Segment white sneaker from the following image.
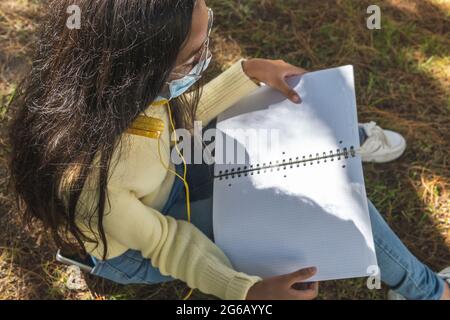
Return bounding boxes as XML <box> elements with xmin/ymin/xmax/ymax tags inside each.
<box><xmin>388</xmin><ymin>267</ymin><xmax>450</xmax><ymax>300</ymax></box>
<box><xmin>359</xmin><ymin>121</ymin><xmax>407</xmax><ymax>163</ymax></box>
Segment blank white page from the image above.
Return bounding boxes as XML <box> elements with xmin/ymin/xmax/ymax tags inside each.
<box><xmin>213</xmin><ymin>65</ymin><xmax>378</xmax><ymax>281</ymax></box>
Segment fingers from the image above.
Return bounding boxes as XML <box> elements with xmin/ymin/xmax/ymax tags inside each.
<box><xmin>283</xmin><ymin>63</ymin><xmax>308</xmax><ymax>77</ymax></box>
<box><xmin>289</xmin><ymin>281</ymin><xmax>319</xmax><ymax>300</ymax></box>
<box><xmin>281</xmin><ymin>267</ymin><xmax>317</xmax><ymax>286</ymax></box>
<box><xmin>251</xmin><ymin>58</ymin><xmax>307</xmax><ymax>104</ymax></box>
<box><xmin>285</xmin><ymin>267</ymin><xmax>319</xmax><ymax>300</ymax></box>
<box><xmin>273</xmin><ymin>78</ymin><xmax>302</xmax><ymax>104</ymax></box>
<box><xmin>272</xmin><ymin>60</ymin><xmax>306</xmax><ymax>103</ymax></box>
<box><xmin>250</xmin><ymin>266</ymin><xmax>319</xmax><ymax>300</ymax></box>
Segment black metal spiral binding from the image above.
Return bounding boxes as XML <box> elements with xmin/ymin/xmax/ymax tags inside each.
<box><xmin>216</xmin><ymin>146</ymin><xmax>356</xmax><ymax>180</ymax></box>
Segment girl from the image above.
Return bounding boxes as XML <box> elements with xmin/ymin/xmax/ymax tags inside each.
<box><xmin>8</xmin><ymin>0</ymin><xmax>449</xmax><ymax>300</ymax></box>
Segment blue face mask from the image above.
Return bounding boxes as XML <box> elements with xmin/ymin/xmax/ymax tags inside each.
<box><xmin>155</xmin><ymin>56</ymin><xmax>212</xmax><ymax>103</ymax></box>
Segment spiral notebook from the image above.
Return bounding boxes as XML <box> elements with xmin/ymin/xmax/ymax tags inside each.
<box><xmin>212</xmin><ymin>65</ymin><xmax>378</xmax><ymax>282</ymax></box>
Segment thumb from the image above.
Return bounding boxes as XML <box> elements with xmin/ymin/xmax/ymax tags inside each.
<box><xmin>273</xmin><ymin>78</ymin><xmax>302</xmax><ymax>104</ymax></box>
<box><xmin>282</xmin><ymin>267</ymin><xmax>317</xmax><ymax>286</ymax></box>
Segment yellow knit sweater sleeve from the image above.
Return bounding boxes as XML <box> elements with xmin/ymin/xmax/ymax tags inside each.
<box><xmin>195</xmin><ymin>58</ymin><xmax>260</xmax><ymax>124</ymax></box>
<box><xmin>101</xmin><ymin>134</ymin><xmax>262</xmax><ymax>300</ymax></box>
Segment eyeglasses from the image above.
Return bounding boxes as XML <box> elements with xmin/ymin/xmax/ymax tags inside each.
<box><xmin>170</xmin><ymin>7</ymin><xmax>214</xmax><ymax>80</ymax></box>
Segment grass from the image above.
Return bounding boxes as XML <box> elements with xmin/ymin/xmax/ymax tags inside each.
<box><xmin>0</xmin><ymin>0</ymin><xmax>449</xmax><ymax>300</ymax></box>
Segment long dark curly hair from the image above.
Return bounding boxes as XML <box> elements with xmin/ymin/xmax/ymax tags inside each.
<box><xmin>8</xmin><ymin>0</ymin><xmax>202</xmax><ymax>259</ymax></box>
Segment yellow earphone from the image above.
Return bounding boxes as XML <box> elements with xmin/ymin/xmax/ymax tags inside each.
<box><xmin>155</xmin><ymin>100</ymin><xmax>194</xmax><ymax>300</ymax></box>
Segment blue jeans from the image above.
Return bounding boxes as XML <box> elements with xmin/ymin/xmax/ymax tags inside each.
<box><xmin>90</xmin><ymin>127</ymin><xmax>446</xmax><ymax>299</ymax></box>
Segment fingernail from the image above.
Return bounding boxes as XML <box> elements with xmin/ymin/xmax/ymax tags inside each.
<box><xmin>293</xmin><ymin>94</ymin><xmax>301</xmax><ymax>103</ymax></box>
<box><xmin>308</xmin><ymin>267</ymin><xmax>317</xmax><ymax>273</ymax></box>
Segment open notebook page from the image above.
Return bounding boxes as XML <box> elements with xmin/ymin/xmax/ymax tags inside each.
<box><xmin>212</xmin><ymin>65</ymin><xmax>378</xmax><ymax>281</ymax></box>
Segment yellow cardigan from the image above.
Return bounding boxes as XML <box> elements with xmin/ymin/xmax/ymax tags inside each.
<box><xmin>75</xmin><ymin>59</ymin><xmax>262</xmax><ymax>300</ymax></box>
